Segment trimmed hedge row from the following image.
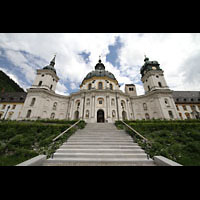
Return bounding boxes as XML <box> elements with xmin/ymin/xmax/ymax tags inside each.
<box><xmin>0</xmin><ymin>120</ymin><xmax>86</xmax><ymax>166</ymax></box>
<box><xmin>115</xmin><ymin>120</ymin><xmax>200</xmax><ymax>166</ymax></box>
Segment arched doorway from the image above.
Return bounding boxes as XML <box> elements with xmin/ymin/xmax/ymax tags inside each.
<box><xmin>74</xmin><ymin>111</ymin><xmax>79</xmax><ymax>120</ymax></box>
<box><xmin>122</xmin><ymin>111</ymin><xmax>127</xmax><ymax>120</ymax></box>
<box><xmin>97</xmin><ymin>109</ymin><xmax>104</xmax><ymax>123</ymax></box>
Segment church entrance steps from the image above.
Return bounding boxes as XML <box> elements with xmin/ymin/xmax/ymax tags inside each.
<box><xmin>56</xmin><ymin>149</ymin><xmax>145</xmax><ymax>154</ymax></box>
<box><xmin>43</xmin><ymin>122</ymin><xmax>155</xmax><ymax>166</ymax></box>
<box><xmin>43</xmin><ymin>158</ymin><xmax>155</xmax><ymax>166</ymax></box>
<box><xmin>59</xmin><ymin>145</ymin><xmax>141</xmax><ymax>149</ymax></box>
<box><xmin>52</xmin><ymin>152</ymin><xmax>148</xmax><ymax>159</ymax></box>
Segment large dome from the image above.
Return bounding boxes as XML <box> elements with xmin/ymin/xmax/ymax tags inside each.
<box><xmin>81</xmin><ymin>59</ymin><xmax>117</xmax><ymax>84</ymax></box>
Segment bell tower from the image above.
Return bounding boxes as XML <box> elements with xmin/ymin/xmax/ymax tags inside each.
<box><xmin>31</xmin><ymin>55</ymin><xmax>59</xmax><ymax>92</ymax></box>
<box><xmin>140</xmin><ymin>56</ymin><xmax>169</xmax><ymax>94</ymax></box>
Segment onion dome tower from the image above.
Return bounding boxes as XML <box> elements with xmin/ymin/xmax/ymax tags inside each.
<box><xmin>31</xmin><ymin>55</ymin><xmax>59</xmax><ymax>92</ymax></box>
<box><xmin>140</xmin><ymin>56</ymin><xmax>169</xmax><ymax>93</ymax></box>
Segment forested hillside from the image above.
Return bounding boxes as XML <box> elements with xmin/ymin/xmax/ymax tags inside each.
<box><xmin>0</xmin><ymin>70</ymin><xmax>24</xmax><ymax>93</ymax></box>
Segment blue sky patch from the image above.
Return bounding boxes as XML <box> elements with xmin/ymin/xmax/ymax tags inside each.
<box><xmin>106</xmin><ymin>36</ymin><xmax>123</xmax><ymax>68</ymax></box>
<box><xmin>79</xmin><ymin>51</ymin><xmax>91</xmax><ymax>64</ymax></box>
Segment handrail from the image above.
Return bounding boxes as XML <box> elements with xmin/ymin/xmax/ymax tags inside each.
<box><xmin>121</xmin><ymin>120</ymin><xmax>149</xmax><ymax>143</ymax></box>
<box><xmin>52</xmin><ymin>119</ymin><xmax>82</xmax><ymax>142</ymax></box>
<box><xmin>121</xmin><ymin>120</ymin><xmax>152</xmax><ymax>159</ymax></box>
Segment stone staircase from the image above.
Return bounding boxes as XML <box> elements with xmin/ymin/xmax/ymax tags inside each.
<box><xmin>43</xmin><ymin>123</ymin><xmax>155</xmax><ymax>166</ymax></box>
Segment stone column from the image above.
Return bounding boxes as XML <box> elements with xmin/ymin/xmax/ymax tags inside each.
<box><xmin>126</xmin><ymin>99</ymin><xmax>130</xmax><ymax>120</ymax></box>
<box><xmin>80</xmin><ymin>96</ymin><xmax>84</xmax><ymax>119</ymax></box>
<box><xmin>115</xmin><ymin>92</ymin><xmax>120</xmax><ymax>120</ymax></box>
<box><xmin>70</xmin><ymin>98</ymin><xmax>74</xmax><ymax>120</ymax></box>
<box><xmin>91</xmin><ymin>95</ymin><xmax>95</xmax><ymax>118</ymax></box>
<box><xmin>106</xmin><ymin>95</ymin><xmax>110</xmax><ymax>118</ymax></box>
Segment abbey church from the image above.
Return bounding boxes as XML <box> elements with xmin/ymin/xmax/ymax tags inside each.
<box><xmin>1</xmin><ymin>55</ymin><xmax>200</xmax><ymax>122</ymax></box>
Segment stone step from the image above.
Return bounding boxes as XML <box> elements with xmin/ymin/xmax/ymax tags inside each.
<box><xmin>75</xmin><ymin>131</ymin><xmax>126</xmax><ymax>134</ymax></box>
<box><xmin>69</xmin><ymin>135</ymin><xmax>132</xmax><ymax>138</ymax></box>
<box><xmin>67</xmin><ymin>137</ymin><xmax>133</xmax><ymax>142</ymax></box>
<box><xmin>43</xmin><ymin>158</ymin><xmax>155</xmax><ymax>166</ymax></box>
<box><xmin>53</xmin><ymin>152</ymin><xmax>148</xmax><ymax>159</ymax></box>
<box><xmin>60</xmin><ymin>145</ymin><xmax>141</xmax><ymax>149</ymax></box>
<box><xmin>56</xmin><ymin>149</ymin><xmax>145</xmax><ymax>153</ymax></box>
<box><xmin>64</xmin><ymin>141</ymin><xmax>136</xmax><ymax>145</ymax></box>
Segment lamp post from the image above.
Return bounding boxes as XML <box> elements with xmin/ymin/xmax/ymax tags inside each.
<box><xmin>3</xmin><ymin>105</ymin><xmax>10</xmax><ymax>120</ymax></box>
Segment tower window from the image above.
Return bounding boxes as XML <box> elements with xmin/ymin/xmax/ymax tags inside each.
<box><xmin>38</xmin><ymin>81</ymin><xmax>42</xmax><ymax>86</ymax></box>
<box><xmin>158</xmin><ymin>82</ymin><xmax>162</xmax><ymax>87</ymax></box>
<box><xmin>30</xmin><ymin>98</ymin><xmax>36</xmax><ymax>106</ymax></box>
<box><xmin>148</xmin><ymin>85</ymin><xmax>150</xmax><ymax>91</ymax></box>
<box><xmin>26</xmin><ymin>110</ymin><xmax>32</xmax><ymax>118</ymax></box>
<box><xmin>156</xmin><ymin>75</ymin><xmax>159</xmax><ymax>78</ymax></box>
<box><xmin>110</xmin><ymin>83</ymin><xmax>113</xmax><ymax>90</ymax></box>
<box><xmin>41</xmin><ymin>74</ymin><xmax>44</xmax><ymax>77</ymax></box>
<box><xmin>50</xmin><ymin>85</ymin><xmax>53</xmax><ymax>90</ymax></box>
<box><xmin>168</xmin><ymin>111</ymin><xmax>174</xmax><ymax>119</ymax></box>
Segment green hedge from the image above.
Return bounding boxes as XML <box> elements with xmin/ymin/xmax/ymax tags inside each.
<box><xmin>0</xmin><ymin>120</ymin><xmax>86</xmax><ymax>166</ymax></box>
<box><xmin>115</xmin><ymin>120</ymin><xmax>200</xmax><ymax>166</ymax></box>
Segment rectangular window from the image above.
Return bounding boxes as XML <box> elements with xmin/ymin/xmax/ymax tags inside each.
<box><xmin>12</xmin><ymin>105</ymin><xmax>16</xmax><ymax>109</ymax></box>
<box><xmin>99</xmin><ymin>100</ymin><xmax>102</xmax><ymax>104</ymax></box>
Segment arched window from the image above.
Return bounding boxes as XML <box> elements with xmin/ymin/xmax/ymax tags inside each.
<box><xmin>50</xmin><ymin>85</ymin><xmax>53</xmax><ymax>90</ymax></box>
<box><xmin>98</xmin><ymin>82</ymin><xmax>103</xmax><ymax>89</ymax></box>
<box><xmin>50</xmin><ymin>113</ymin><xmax>55</xmax><ymax>119</ymax></box>
<box><xmin>168</xmin><ymin>111</ymin><xmax>174</xmax><ymax>119</ymax></box>
<box><xmin>121</xmin><ymin>100</ymin><xmax>126</xmax><ymax>109</ymax></box>
<box><xmin>98</xmin><ymin>98</ymin><xmax>104</xmax><ymax>105</ymax></box>
<box><xmin>110</xmin><ymin>83</ymin><xmax>113</xmax><ymax>90</ymax></box>
<box><xmin>165</xmin><ymin>98</ymin><xmax>170</xmax><ymax>107</ymax></box>
<box><xmin>148</xmin><ymin>85</ymin><xmax>150</xmax><ymax>91</ymax></box>
<box><xmin>75</xmin><ymin>100</ymin><xmax>80</xmax><ymax>109</ymax></box>
<box><xmin>143</xmin><ymin>103</ymin><xmax>147</xmax><ymax>110</ymax></box>
<box><xmin>145</xmin><ymin>113</ymin><xmax>150</xmax><ymax>120</ymax></box>
<box><xmin>53</xmin><ymin>102</ymin><xmax>57</xmax><ymax>110</ymax></box>
<box><xmin>158</xmin><ymin>82</ymin><xmax>162</xmax><ymax>87</ymax></box>
<box><xmin>38</xmin><ymin>81</ymin><xmax>42</xmax><ymax>86</ymax></box>
<box><xmin>26</xmin><ymin>110</ymin><xmax>32</xmax><ymax>118</ymax></box>
<box><xmin>30</xmin><ymin>98</ymin><xmax>36</xmax><ymax>106</ymax></box>
<box><xmin>88</xmin><ymin>83</ymin><xmax>92</xmax><ymax>90</ymax></box>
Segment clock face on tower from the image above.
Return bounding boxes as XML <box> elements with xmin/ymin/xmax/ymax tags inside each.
<box><xmin>152</xmin><ymin>66</ymin><xmax>156</xmax><ymax>70</ymax></box>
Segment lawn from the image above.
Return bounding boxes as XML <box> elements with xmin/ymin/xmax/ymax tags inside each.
<box><xmin>115</xmin><ymin>120</ymin><xmax>200</xmax><ymax>166</ymax></box>
<box><xmin>0</xmin><ymin>120</ymin><xmax>86</xmax><ymax>166</ymax></box>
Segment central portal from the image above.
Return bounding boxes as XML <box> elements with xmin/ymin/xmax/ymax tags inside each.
<box><xmin>97</xmin><ymin>109</ymin><xmax>105</xmax><ymax>123</ymax></box>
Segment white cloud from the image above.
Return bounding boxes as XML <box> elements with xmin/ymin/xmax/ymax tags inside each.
<box><xmin>56</xmin><ymin>82</ymin><xmax>69</xmax><ymax>96</ymax></box>
<box><xmin>0</xmin><ymin>33</ymin><xmax>200</xmax><ymax>96</ymax></box>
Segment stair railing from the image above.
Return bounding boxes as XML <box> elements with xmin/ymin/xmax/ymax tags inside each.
<box><xmin>52</xmin><ymin>119</ymin><xmax>82</xmax><ymax>142</ymax></box>
<box><xmin>120</xmin><ymin>120</ymin><xmax>152</xmax><ymax>159</ymax></box>
<box><xmin>47</xmin><ymin>119</ymin><xmax>82</xmax><ymax>158</ymax></box>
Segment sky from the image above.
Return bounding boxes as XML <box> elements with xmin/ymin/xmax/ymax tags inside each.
<box><xmin>0</xmin><ymin>33</ymin><xmax>200</xmax><ymax>96</ymax></box>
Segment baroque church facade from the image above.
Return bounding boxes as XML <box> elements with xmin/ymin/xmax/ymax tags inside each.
<box><xmin>17</xmin><ymin>55</ymin><xmax>181</xmax><ymax>122</ymax></box>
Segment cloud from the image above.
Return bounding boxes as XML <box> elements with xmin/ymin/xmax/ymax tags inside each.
<box><xmin>56</xmin><ymin>82</ymin><xmax>69</xmax><ymax>96</ymax></box>
<box><xmin>0</xmin><ymin>33</ymin><xmax>200</xmax><ymax>97</ymax></box>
